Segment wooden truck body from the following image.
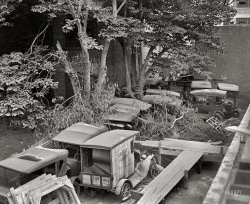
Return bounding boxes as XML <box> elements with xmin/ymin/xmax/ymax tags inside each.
<box><xmin>79</xmin><ymin>130</ymin><xmax>153</xmax><ymax>199</ymax></box>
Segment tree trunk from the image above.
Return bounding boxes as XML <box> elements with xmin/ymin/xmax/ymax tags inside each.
<box><xmin>56</xmin><ymin>41</ymin><xmax>79</xmax><ymax>95</ymax></box>
<box><xmin>137</xmin><ymin>46</ymin><xmax>155</xmax><ymax>94</ymax></box>
<box><xmin>122</xmin><ymin>41</ymin><xmax>134</xmax><ymax>97</ymax></box>
<box><xmin>80</xmin><ymin>42</ymin><xmax>91</xmax><ymax>99</ymax></box>
<box><xmin>96</xmin><ymin>38</ymin><xmax>111</xmax><ymax>92</ymax></box>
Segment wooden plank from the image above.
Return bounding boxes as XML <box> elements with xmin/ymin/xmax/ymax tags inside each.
<box><xmin>158</xmin><ymin>141</ymin><xmax>162</xmax><ymax>166</ymax></box>
<box><xmin>159</xmin><ymin>148</ymin><xmax>223</xmax><ymax>162</ymax></box>
<box><xmin>225</xmin><ymin>126</ymin><xmax>250</xmax><ymax>136</ymax></box>
<box><xmin>137</xmin><ymin>139</ymin><xmax>227</xmax><ymax>154</ymax></box>
<box><xmin>137</xmin><ymin>150</ymin><xmax>203</xmax><ymax>204</ymax></box>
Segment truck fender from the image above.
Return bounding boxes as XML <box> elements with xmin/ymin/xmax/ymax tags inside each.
<box><xmin>69</xmin><ymin>176</ymin><xmax>78</xmax><ymax>184</ymax></box>
<box><xmin>115</xmin><ymin>179</ymin><xmax>132</xmax><ymax>195</ymax></box>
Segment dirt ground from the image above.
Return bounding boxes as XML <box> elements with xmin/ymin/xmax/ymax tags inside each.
<box><xmin>0</xmin><ymin>119</ymin><xmax>35</xmax><ymax>160</ymax></box>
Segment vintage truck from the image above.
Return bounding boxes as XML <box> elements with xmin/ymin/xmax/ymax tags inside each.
<box><xmin>77</xmin><ymin>130</ymin><xmax>160</xmax><ymax>200</ymax></box>
<box><xmin>0</xmin><ymin>146</ymin><xmax>69</xmax><ymax>203</ymax></box>
<box><xmin>41</xmin><ymin>122</ymin><xmax>108</xmax><ymax>190</ymax></box>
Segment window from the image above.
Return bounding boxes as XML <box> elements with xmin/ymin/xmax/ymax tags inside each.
<box><xmin>236</xmin><ymin>18</ymin><xmax>250</xmax><ymax>24</ymax></box>
<box><xmin>237</xmin><ymin>0</ymin><xmax>250</xmax><ymax>8</ymax></box>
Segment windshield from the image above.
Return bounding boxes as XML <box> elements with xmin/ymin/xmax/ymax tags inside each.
<box><xmin>0</xmin><ymin>166</ymin><xmax>22</xmax><ymax>188</ymax></box>
<box><xmin>227</xmin><ymin>91</ymin><xmax>238</xmax><ymax>98</ymax></box>
<box><xmin>59</xmin><ymin>142</ymin><xmax>80</xmax><ymax>161</ymax></box>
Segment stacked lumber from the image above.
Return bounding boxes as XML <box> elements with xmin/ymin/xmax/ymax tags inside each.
<box><xmin>6</xmin><ymin>174</ymin><xmax>80</xmax><ymax>204</ymax></box>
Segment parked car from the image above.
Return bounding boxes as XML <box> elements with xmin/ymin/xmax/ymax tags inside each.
<box><xmin>78</xmin><ymin>130</ymin><xmax>159</xmax><ymax>200</ymax></box>
<box><xmin>190</xmin><ymin>89</ymin><xmax>227</xmax><ymax>120</ymax></box>
<box><xmin>217</xmin><ymin>83</ymin><xmax>240</xmax><ymax>118</ymax></box>
<box><xmin>104</xmin><ymin>98</ymin><xmax>151</xmax><ymax>130</ymax></box>
<box><xmin>0</xmin><ymin>146</ymin><xmax>68</xmax><ymax>203</ymax></box>
<box><xmin>191</xmin><ymin>80</ymin><xmax>212</xmax><ymax>90</ymax></box>
<box><xmin>145</xmin><ymin>89</ymin><xmax>181</xmax><ymax>98</ymax></box>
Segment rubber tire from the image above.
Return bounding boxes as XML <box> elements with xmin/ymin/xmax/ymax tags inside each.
<box><xmin>119</xmin><ymin>182</ymin><xmax>131</xmax><ymax>200</ymax></box>
<box><xmin>150</xmin><ymin>164</ymin><xmax>160</xmax><ymax>178</ymax></box>
<box><xmin>232</xmin><ymin>111</ymin><xmax>240</xmax><ymax>118</ymax></box>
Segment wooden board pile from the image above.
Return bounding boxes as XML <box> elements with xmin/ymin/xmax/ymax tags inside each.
<box><xmin>4</xmin><ymin>174</ymin><xmax>81</xmax><ymax>204</ymax></box>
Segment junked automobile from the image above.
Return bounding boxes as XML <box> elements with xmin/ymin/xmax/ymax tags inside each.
<box><xmin>217</xmin><ymin>83</ymin><xmax>240</xmax><ymax>118</ymax></box>
<box><xmin>0</xmin><ymin>146</ymin><xmax>68</xmax><ymax>203</ymax></box>
<box><xmin>78</xmin><ymin>130</ymin><xmax>160</xmax><ymax>200</ymax></box>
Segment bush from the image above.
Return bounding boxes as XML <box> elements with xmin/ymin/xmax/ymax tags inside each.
<box><xmin>36</xmin><ymin>84</ymin><xmax>115</xmax><ymax>141</ymax></box>
<box><xmin>0</xmin><ymin>46</ymin><xmax>59</xmax><ymax>129</ymax></box>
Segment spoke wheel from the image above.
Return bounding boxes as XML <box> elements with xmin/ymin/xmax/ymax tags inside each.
<box><xmin>120</xmin><ymin>182</ymin><xmax>131</xmax><ymax>200</ymax></box>
<box><xmin>150</xmin><ymin>165</ymin><xmax>160</xmax><ymax>178</ymax></box>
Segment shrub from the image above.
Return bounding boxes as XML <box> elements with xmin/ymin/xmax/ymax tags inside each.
<box><xmin>0</xmin><ymin>46</ymin><xmax>59</xmax><ymax>129</ymax></box>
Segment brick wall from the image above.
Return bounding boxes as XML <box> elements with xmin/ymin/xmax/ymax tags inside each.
<box><xmin>211</xmin><ymin>26</ymin><xmax>250</xmax><ymax>111</ymax></box>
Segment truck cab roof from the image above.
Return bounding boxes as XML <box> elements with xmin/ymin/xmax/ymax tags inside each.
<box><xmin>53</xmin><ymin>122</ymin><xmax>107</xmax><ymax>145</ymax></box>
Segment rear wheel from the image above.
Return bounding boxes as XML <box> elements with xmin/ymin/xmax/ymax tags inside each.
<box><xmin>150</xmin><ymin>164</ymin><xmax>160</xmax><ymax>178</ymax></box>
<box><xmin>232</xmin><ymin>110</ymin><xmax>240</xmax><ymax>118</ymax></box>
<box><xmin>119</xmin><ymin>182</ymin><xmax>131</xmax><ymax>201</ymax></box>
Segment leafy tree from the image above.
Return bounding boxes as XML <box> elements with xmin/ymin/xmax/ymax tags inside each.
<box><xmin>0</xmin><ymin>0</ymin><xmax>21</xmax><ymax>27</ymax></box>
<box><xmin>32</xmin><ymin>0</ymin><xmax>131</xmax><ymax>98</ymax></box>
<box><xmin>0</xmin><ymin>46</ymin><xmax>60</xmax><ymax>129</ymax></box>
<box><xmin>121</xmin><ymin>0</ymin><xmax>236</xmax><ymax>94</ymax></box>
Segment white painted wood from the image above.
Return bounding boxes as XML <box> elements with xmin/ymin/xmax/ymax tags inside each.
<box><xmin>226</xmin><ymin>126</ymin><xmax>250</xmax><ymax>136</ymax></box>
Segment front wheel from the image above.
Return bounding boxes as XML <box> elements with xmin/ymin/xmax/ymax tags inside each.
<box><xmin>119</xmin><ymin>182</ymin><xmax>131</xmax><ymax>201</ymax></box>
<box><xmin>150</xmin><ymin>164</ymin><xmax>160</xmax><ymax>178</ymax></box>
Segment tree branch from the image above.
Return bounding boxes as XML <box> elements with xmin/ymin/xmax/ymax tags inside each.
<box><xmin>166</xmin><ymin>112</ymin><xmax>184</xmax><ymax>131</ymax></box>
<box><xmin>141</xmin><ymin>46</ymin><xmax>156</xmax><ymax>71</ymax></box>
<box><xmin>28</xmin><ymin>23</ymin><xmax>49</xmax><ymax>54</ymax></box>
<box><xmin>117</xmin><ymin>0</ymin><xmax>127</xmax><ymax>14</ymax></box>
<box><xmin>145</xmin><ymin>47</ymin><xmax>169</xmax><ymax>75</ymax></box>
<box><xmin>83</xmin><ymin>7</ymin><xmax>89</xmax><ymax>34</ymax></box>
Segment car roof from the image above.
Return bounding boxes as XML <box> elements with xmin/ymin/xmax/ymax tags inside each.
<box><xmin>112</xmin><ymin>97</ymin><xmax>152</xmax><ymax>111</ymax></box>
<box><xmin>81</xmin><ymin>130</ymin><xmax>139</xmax><ymax>150</ymax></box>
<box><xmin>146</xmin><ymin>89</ymin><xmax>181</xmax><ymax>97</ymax></box>
<box><xmin>190</xmin><ymin>89</ymin><xmax>227</xmax><ymax>97</ymax></box>
<box><xmin>217</xmin><ymin>83</ymin><xmax>239</xmax><ymax>92</ymax></box>
<box><xmin>191</xmin><ymin>81</ymin><xmax>212</xmax><ymax>89</ymax></box>
<box><xmin>53</xmin><ymin>122</ymin><xmax>107</xmax><ymax>145</ymax></box>
<box><xmin>104</xmin><ymin>103</ymin><xmax>140</xmax><ymax>122</ymax></box>
<box><xmin>0</xmin><ymin>146</ymin><xmax>68</xmax><ymax>174</ymax></box>
<box><xmin>142</xmin><ymin>95</ymin><xmax>183</xmax><ymax>106</ymax></box>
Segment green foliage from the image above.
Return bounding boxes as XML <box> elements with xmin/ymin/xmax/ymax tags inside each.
<box><xmin>0</xmin><ymin>0</ymin><xmax>21</xmax><ymax>27</ymax></box>
<box><xmin>0</xmin><ymin>46</ymin><xmax>60</xmax><ymax>129</ymax></box>
<box><xmin>126</xmin><ymin>0</ymin><xmax>236</xmax><ymax>84</ymax></box>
